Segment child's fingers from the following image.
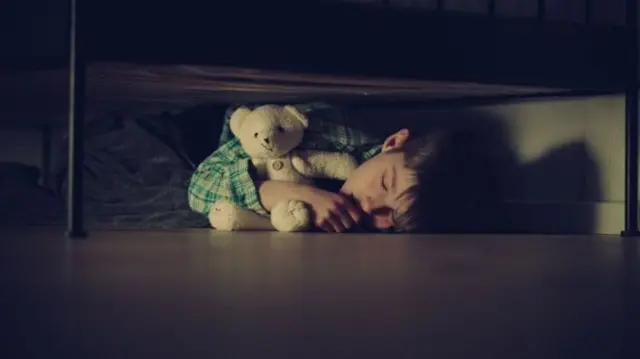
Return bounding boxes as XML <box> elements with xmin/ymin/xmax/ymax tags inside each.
<box><xmin>318</xmin><ymin>214</ymin><xmax>348</xmax><ymax>233</ymax></box>
<box><xmin>340</xmin><ymin>193</ymin><xmax>363</xmax><ymax>222</ymax></box>
<box><xmin>329</xmin><ymin>215</ymin><xmax>348</xmax><ymax>233</ymax></box>
<box><xmin>337</xmin><ymin>207</ymin><xmax>358</xmax><ymax>230</ymax></box>
<box><xmin>319</xmin><ymin>218</ymin><xmax>339</xmax><ymax>233</ymax></box>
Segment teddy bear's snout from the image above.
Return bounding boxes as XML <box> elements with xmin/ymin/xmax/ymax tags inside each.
<box><xmin>253</xmin><ymin>132</ymin><xmax>273</xmax><ymax>145</ymax></box>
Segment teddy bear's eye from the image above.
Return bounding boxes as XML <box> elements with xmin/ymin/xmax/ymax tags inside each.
<box><xmin>276</xmin><ymin>126</ymin><xmax>285</xmax><ymax>133</ymax></box>
<box><xmin>253</xmin><ymin>132</ymin><xmax>258</xmax><ymax>138</ymax></box>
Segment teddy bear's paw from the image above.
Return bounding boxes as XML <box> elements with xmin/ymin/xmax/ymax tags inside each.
<box><xmin>208</xmin><ymin>200</ymin><xmax>241</xmax><ymax>231</ymax></box>
<box><xmin>271</xmin><ymin>200</ymin><xmax>310</xmax><ymax>232</ymax></box>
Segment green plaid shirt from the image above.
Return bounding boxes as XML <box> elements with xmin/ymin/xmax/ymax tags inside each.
<box><xmin>188</xmin><ymin>103</ymin><xmax>382</xmax><ymax>216</ymax></box>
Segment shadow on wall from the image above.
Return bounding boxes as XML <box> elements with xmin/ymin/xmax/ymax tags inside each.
<box><xmin>345</xmin><ymin>105</ymin><xmax>602</xmax><ymax>235</ymax></box>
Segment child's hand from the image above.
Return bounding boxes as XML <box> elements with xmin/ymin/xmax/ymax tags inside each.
<box><xmin>305</xmin><ymin>187</ymin><xmax>362</xmax><ymax>232</ymax></box>
<box><xmin>258</xmin><ymin>180</ymin><xmax>362</xmax><ymax>232</ymax></box>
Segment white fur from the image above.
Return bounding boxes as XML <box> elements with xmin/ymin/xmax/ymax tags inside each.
<box><xmin>208</xmin><ymin>199</ymin><xmax>273</xmax><ymax>231</ymax></box>
<box><xmin>291</xmin><ymin>150</ymin><xmax>358</xmax><ymax>180</ymax></box>
<box><xmin>208</xmin><ymin>104</ymin><xmax>358</xmax><ymax>232</ymax></box>
<box><xmin>230</xmin><ymin>105</ymin><xmax>308</xmax><ymax>159</ymax></box>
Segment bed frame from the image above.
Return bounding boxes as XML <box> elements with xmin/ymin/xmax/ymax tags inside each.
<box><xmin>3</xmin><ymin>0</ymin><xmax>638</xmax><ymax>238</ymax></box>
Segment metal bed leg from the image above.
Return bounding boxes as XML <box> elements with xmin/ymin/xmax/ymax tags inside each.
<box><xmin>622</xmin><ymin>89</ymin><xmax>639</xmax><ymax>237</ymax></box>
<box><xmin>67</xmin><ymin>0</ymin><xmax>87</xmax><ymax>239</ymax></box>
<box><xmin>487</xmin><ymin>0</ymin><xmax>496</xmax><ymax>16</ymax></box>
<box><xmin>537</xmin><ymin>0</ymin><xmax>546</xmax><ymax>20</ymax></box>
<box><xmin>621</xmin><ymin>0</ymin><xmax>640</xmax><ymax>237</ymax></box>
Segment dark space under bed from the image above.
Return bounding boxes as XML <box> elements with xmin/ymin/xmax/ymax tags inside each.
<box><xmin>0</xmin><ymin>101</ymin><xmax>602</xmax><ymax>234</ymax></box>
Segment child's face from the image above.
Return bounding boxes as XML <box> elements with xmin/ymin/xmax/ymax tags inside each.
<box><xmin>340</xmin><ymin>129</ymin><xmax>416</xmax><ymax>230</ymax></box>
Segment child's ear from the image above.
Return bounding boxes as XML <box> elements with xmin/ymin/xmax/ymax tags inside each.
<box><xmin>382</xmin><ymin>129</ymin><xmax>410</xmax><ymax>152</ymax></box>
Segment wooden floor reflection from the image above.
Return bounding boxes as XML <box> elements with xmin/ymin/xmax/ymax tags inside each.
<box><xmin>1</xmin><ymin>228</ymin><xmax>638</xmax><ymax>358</ymax></box>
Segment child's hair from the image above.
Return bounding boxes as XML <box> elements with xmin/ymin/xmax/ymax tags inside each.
<box><xmin>387</xmin><ymin>131</ymin><xmax>448</xmax><ymax>232</ymax></box>
<box><xmin>392</xmin><ymin>128</ymin><xmax>502</xmax><ymax>233</ymax></box>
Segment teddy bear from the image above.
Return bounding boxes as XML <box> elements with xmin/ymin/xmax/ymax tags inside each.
<box><xmin>208</xmin><ymin>104</ymin><xmax>358</xmax><ymax>232</ymax></box>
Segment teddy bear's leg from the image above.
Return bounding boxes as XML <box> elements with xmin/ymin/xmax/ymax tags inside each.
<box><xmin>270</xmin><ymin>200</ymin><xmax>311</xmax><ymax>232</ymax></box>
<box><xmin>208</xmin><ymin>200</ymin><xmax>274</xmax><ymax>231</ymax></box>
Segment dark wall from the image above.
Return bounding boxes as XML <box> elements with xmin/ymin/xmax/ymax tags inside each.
<box><xmin>0</xmin><ymin>0</ymin><xmax>626</xmax><ymax>68</ymax></box>
<box><xmin>0</xmin><ymin>0</ymin><xmax>69</xmax><ymax>66</ymax></box>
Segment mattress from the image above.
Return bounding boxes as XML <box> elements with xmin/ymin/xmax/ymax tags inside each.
<box><xmin>0</xmin><ymin>62</ymin><xmax>567</xmax><ymax>127</ymax></box>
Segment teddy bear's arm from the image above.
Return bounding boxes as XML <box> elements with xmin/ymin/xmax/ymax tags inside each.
<box><xmin>291</xmin><ymin>150</ymin><xmax>358</xmax><ymax>180</ymax></box>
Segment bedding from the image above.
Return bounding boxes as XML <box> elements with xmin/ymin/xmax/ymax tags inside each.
<box><xmin>53</xmin><ymin>106</ymin><xmax>231</xmax><ymax>229</ymax></box>
<box><xmin>0</xmin><ymin>105</ymin><xmax>228</xmax><ymax>229</ymax></box>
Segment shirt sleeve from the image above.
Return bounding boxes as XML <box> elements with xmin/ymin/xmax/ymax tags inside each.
<box><xmin>187</xmin><ymin>139</ymin><xmax>268</xmax><ymax>216</ymax></box>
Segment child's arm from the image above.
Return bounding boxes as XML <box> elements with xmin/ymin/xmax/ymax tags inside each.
<box><xmin>258</xmin><ymin>180</ymin><xmax>362</xmax><ymax>232</ymax></box>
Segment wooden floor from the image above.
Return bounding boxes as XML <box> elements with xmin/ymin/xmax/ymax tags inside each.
<box><xmin>1</xmin><ymin>228</ymin><xmax>639</xmax><ymax>358</ymax></box>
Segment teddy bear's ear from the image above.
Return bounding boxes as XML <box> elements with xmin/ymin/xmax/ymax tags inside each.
<box><xmin>284</xmin><ymin>105</ymin><xmax>309</xmax><ymax>128</ymax></box>
<box><xmin>229</xmin><ymin>107</ymin><xmax>252</xmax><ymax>137</ymax></box>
